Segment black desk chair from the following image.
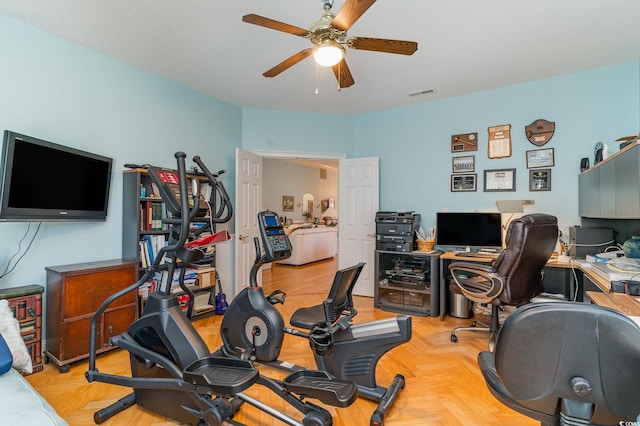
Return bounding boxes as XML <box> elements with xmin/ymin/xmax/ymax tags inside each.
<box><xmin>478</xmin><ymin>302</ymin><xmax>640</xmax><ymax>425</ymax></box>
<box><xmin>449</xmin><ymin>213</ymin><xmax>558</xmax><ymax>350</ymax></box>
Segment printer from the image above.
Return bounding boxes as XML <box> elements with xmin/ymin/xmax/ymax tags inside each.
<box><xmin>375</xmin><ymin>211</ymin><xmax>421</xmax><ymax>252</ymax></box>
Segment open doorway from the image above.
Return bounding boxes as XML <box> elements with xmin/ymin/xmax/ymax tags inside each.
<box><xmin>262</xmin><ymin>157</ymin><xmax>340</xmax><ymax>286</ymax></box>
<box><xmin>235</xmin><ymin>150</ymin><xmax>379</xmax><ymax>298</ymax></box>
<box><xmin>263</xmin><ymin>158</ymin><xmax>339</xmax><ymax>225</ymax></box>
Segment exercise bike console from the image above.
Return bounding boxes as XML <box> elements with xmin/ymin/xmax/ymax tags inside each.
<box><xmin>258</xmin><ymin>211</ymin><xmax>292</xmax><ymax>262</ymax></box>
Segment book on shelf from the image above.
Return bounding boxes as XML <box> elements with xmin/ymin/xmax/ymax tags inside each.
<box><xmin>139</xmin><ymin>235</ymin><xmax>168</xmax><ymax>267</ymax></box>
<box><xmin>139</xmin><ymin>200</ymin><xmax>167</xmax><ymax>231</ymax></box>
<box><xmin>139</xmin><ymin>241</ymin><xmax>148</xmax><ymax>268</ymax></box>
<box><xmin>20</xmin><ymin>320</ymin><xmax>37</xmax><ymax>333</ymax></box>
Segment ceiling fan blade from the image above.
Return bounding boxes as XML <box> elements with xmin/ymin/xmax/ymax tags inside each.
<box><xmin>332</xmin><ymin>59</ymin><xmax>355</xmax><ymax>89</ymax></box>
<box><xmin>348</xmin><ymin>37</ymin><xmax>418</xmax><ymax>55</ymax></box>
<box><xmin>263</xmin><ymin>49</ymin><xmax>313</xmax><ymax>78</ymax></box>
<box><xmin>332</xmin><ymin>0</ymin><xmax>376</xmax><ymax>32</ymax></box>
<box><xmin>242</xmin><ymin>14</ymin><xmax>309</xmax><ymax>37</ymax></box>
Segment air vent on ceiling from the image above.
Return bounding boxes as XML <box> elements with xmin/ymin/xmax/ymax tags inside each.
<box><xmin>408</xmin><ymin>89</ymin><xmax>434</xmax><ymax>97</ymax></box>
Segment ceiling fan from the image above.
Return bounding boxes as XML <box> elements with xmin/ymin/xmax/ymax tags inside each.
<box><xmin>242</xmin><ymin>0</ymin><xmax>418</xmax><ymax>89</ymax></box>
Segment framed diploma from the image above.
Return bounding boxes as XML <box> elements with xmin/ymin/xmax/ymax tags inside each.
<box><xmin>487</xmin><ymin>124</ymin><xmax>512</xmax><ymax>159</ymax></box>
<box><xmin>484</xmin><ymin>168</ymin><xmax>516</xmax><ymax>192</ymax></box>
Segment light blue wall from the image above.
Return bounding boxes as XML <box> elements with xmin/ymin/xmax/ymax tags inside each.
<box><xmin>242</xmin><ymin>108</ymin><xmax>355</xmax><ymax>155</ymax></box>
<box><xmin>353</xmin><ymin>62</ymin><xmax>640</xmax><ymax>235</ymax></box>
<box><xmin>0</xmin><ymin>16</ymin><xmax>241</xmax><ymax>289</ymax></box>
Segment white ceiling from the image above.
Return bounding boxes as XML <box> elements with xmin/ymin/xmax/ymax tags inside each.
<box><xmin>1</xmin><ymin>1</ymin><xmax>639</xmax><ymax>115</ymax></box>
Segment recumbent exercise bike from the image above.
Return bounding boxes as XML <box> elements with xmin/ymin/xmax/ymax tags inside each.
<box><xmin>218</xmin><ymin>210</ymin><xmax>411</xmax><ymax>426</ymax></box>
<box><xmin>86</xmin><ymin>152</ymin><xmax>357</xmax><ymax>426</ymax></box>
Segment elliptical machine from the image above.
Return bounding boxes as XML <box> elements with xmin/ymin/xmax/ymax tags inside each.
<box><xmin>86</xmin><ymin>152</ymin><xmax>357</xmax><ymax>426</ymax></box>
<box><xmin>219</xmin><ymin>210</ymin><xmax>411</xmax><ymax>426</ymax></box>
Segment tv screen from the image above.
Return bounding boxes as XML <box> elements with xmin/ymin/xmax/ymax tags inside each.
<box><xmin>0</xmin><ymin>130</ymin><xmax>113</xmax><ymax>221</ymax></box>
<box><xmin>436</xmin><ymin>212</ymin><xmax>502</xmax><ymax>249</ymax></box>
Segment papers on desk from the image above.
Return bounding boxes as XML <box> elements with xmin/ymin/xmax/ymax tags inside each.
<box><xmin>608</xmin><ymin>257</ymin><xmax>640</xmax><ymax>272</ymax></box>
<box><xmin>589</xmin><ymin>260</ymin><xmax>640</xmax><ymax>284</ymax></box>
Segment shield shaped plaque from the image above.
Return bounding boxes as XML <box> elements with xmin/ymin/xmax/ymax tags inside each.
<box><xmin>525</xmin><ymin>119</ymin><xmax>555</xmax><ymax>146</ymax></box>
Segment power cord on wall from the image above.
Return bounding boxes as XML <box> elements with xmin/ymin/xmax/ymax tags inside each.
<box><xmin>0</xmin><ymin>222</ymin><xmax>41</xmax><ymax>279</ymax></box>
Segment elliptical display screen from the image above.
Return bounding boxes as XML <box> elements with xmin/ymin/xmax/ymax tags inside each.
<box><xmin>263</xmin><ymin>213</ymin><xmax>279</xmax><ymax>227</ymax></box>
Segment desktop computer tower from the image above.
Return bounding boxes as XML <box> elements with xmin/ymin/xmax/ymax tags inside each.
<box><xmin>568</xmin><ymin>227</ymin><xmax>614</xmax><ymax>258</ymax></box>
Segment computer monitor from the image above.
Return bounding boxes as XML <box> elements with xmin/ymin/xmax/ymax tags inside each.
<box><xmin>436</xmin><ymin>212</ymin><xmax>502</xmax><ymax>250</ymax></box>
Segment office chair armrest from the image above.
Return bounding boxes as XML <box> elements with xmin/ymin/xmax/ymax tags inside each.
<box><xmin>449</xmin><ymin>264</ymin><xmax>504</xmax><ymax>304</ymax></box>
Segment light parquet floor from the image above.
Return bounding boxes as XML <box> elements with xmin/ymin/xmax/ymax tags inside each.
<box><xmin>26</xmin><ymin>257</ymin><xmax>535</xmax><ymax>426</ymax></box>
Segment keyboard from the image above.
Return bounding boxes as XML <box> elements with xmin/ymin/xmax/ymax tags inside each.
<box><xmin>454</xmin><ymin>251</ymin><xmax>499</xmax><ymax>259</ymax></box>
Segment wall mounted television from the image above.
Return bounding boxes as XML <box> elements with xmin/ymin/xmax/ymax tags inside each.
<box><xmin>0</xmin><ymin>130</ymin><xmax>113</xmax><ymax>221</ymax></box>
<box><xmin>436</xmin><ymin>212</ymin><xmax>502</xmax><ymax>250</ymax></box>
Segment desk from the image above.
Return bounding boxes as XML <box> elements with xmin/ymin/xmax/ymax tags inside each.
<box><xmin>586</xmin><ymin>291</ymin><xmax>640</xmax><ymax>316</ymax></box>
<box><xmin>438</xmin><ymin>252</ymin><xmax>608</xmax><ymax>320</ymax></box>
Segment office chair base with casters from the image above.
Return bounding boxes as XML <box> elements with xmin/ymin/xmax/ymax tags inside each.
<box><xmin>450</xmin><ymin>304</ymin><xmax>516</xmax><ymax>350</ymax></box>
<box><xmin>450</xmin><ymin>319</ymin><xmax>491</xmax><ymax>341</ymax></box>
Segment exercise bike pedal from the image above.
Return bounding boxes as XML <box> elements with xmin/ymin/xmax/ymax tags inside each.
<box><xmin>266</xmin><ymin>289</ymin><xmax>286</xmax><ymax>305</ymax></box>
<box><xmin>183</xmin><ymin>356</ymin><xmax>259</xmax><ymax>396</ymax></box>
<box><xmin>283</xmin><ymin>370</ymin><xmax>357</xmax><ymax>407</ymax></box>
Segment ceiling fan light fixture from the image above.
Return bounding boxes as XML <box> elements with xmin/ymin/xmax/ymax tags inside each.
<box><xmin>313</xmin><ymin>42</ymin><xmax>345</xmax><ymax>67</ymax></box>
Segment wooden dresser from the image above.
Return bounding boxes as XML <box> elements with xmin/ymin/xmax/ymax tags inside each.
<box><xmin>44</xmin><ymin>259</ymin><xmax>137</xmax><ymax>373</ymax></box>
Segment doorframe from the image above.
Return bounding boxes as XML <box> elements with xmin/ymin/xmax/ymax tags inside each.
<box><xmin>253</xmin><ymin>150</ymin><xmax>346</xmax><ymax>162</ymax></box>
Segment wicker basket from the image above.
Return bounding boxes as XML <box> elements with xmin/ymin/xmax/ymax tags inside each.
<box><xmin>417</xmin><ymin>240</ymin><xmax>435</xmax><ymax>252</ymax></box>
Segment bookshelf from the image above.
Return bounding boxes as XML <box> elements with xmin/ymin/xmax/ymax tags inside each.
<box><xmin>122</xmin><ymin>169</ymin><xmax>219</xmax><ymax>321</ymax></box>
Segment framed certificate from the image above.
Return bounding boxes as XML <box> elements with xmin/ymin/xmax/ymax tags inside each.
<box><xmin>484</xmin><ymin>168</ymin><xmax>516</xmax><ymax>192</ymax></box>
<box><xmin>526</xmin><ymin>148</ymin><xmax>555</xmax><ymax>168</ymax></box>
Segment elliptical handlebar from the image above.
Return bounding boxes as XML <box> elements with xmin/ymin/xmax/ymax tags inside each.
<box><xmin>160</xmin><ymin>151</ymin><xmax>191</xmax><ymax>256</ymax></box>
<box><xmin>193</xmin><ymin>155</ymin><xmax>233</xmax><ymax>224</ymax></box>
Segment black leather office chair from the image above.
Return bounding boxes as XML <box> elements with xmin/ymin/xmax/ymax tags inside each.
<box><xmin>448</xmin><ymin>213</ymin><xmax>558</xmax><ymax>350</ymax></box>
<box><xmin>478</xmin><ymin>302</ymin><xmax>640</xmax><ymax>425</ymax></box>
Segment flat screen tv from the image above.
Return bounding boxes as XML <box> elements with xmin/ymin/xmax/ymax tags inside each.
<box><xmin>436</xmin><ymin>212</ymin><xmax>502</xmax><ymax>249</ymax></box>
<box><xmin>0</xmin><ymin>130</ymin><xmax>113</xmax><ymax>221</ymax></box>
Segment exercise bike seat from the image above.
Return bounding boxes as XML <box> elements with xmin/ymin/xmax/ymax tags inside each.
<box><xmin>290</xmin><ymin>262</ymin><xmax>365</xmax><ymax>330</ymax></box>
<box><xmin>289</xmin><ymin>304</ymin><xmax>326</xmax><ymax>329</ymax></box>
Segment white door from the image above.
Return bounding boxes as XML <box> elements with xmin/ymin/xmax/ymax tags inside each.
<box><xmin>338</xmin><ymin>157</ymin><xmax>379</xmax><ymax>297</ymax></box>
<box><xmin>234</xmin><ymin>148</ymin><xmax>262</xmax><ymax>295</ymax></box>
